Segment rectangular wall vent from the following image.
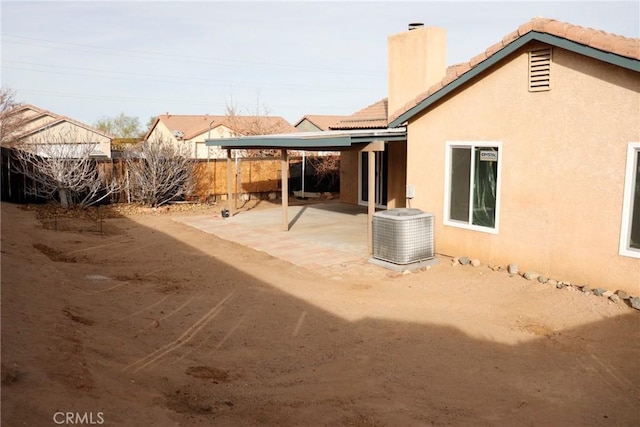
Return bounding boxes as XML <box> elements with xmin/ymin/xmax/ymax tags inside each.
<box><xmin>529</xmin><ymin>48</ymin><xmax>552</xmax><ymax>92</ymax></box>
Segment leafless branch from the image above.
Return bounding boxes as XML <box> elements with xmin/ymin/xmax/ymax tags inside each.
<box><xmin>309</xmin><ymin>154</ymin><xmax>340</xmax><ymax>189</ymax></box>
<box><xmin>0</xmin><ymin>88</ymin><xmax>23</xmax><ymax>147</ymax></box>
<box><xmin>11</xmin><ymin>129</ymin><xmax>120</xmax><ymax>208</ymax></box>
<box><xmin>224</xmin><ymin>96</ymin><xmax>284</xmax><ymax>158</ymax></box>
<box><xmin>124</xmin><ymin>136</ymin><xmax>197</xmax><ymax>207</ymax></box>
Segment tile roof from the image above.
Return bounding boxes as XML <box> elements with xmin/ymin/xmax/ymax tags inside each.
<box><xmin>294</xmin><ymin>115</ymin><xmax>349</xmax><ymax>131</ymax></box>
<box><xmin>330</xmin><ymin>98</ymin><xmax>388</xmax><ymax>130</ymax></box>
<box><xmin>9</xmin><ymin>104</ymin><xmax>113</xmax><ymax>140</ymax></box>
<box><xmin>389</xmin><ymin>17</ymin><xmax>640</xmax><ymax>124</ymax></box>
<box><xmin>151</xmin><ymin>114</ymin><xmax>297</xmax><ymax>140</ymax></box>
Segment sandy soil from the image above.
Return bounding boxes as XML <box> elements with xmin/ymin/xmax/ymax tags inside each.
<box><xmin>1</xmin><ymin>201</ymin><xmax>638</xmax><ymax>426</ymax></box>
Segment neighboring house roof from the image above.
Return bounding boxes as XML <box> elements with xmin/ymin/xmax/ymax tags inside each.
<box><xmin>7</xmin><ymin>104</ymin><xmax>113</xmax><ymax>141</ymax></box>
<box><xmin>9</xmin><ymin>103</ymin><xmax>45</xmax><ymax>117</ymax></box>
<box><xmin>294</xmin><ymin>115</ymin><xmax>349</xmax><ymax>131</ymax></box>
<box><xmin>329</xmin><ymin>98</ymin><xmax>388</xmax><ymax>130</ymax></box>
<box><xmin>15</xmin><ymin>116</ymin><xmax>113</xmax><ymax>141</ymax></box>
<box><xmin>389</xmin><ymin>17</ymin><xmax>640</xmax><ymax>127</ymax></box>
<box><xmin>147</xmin><ymin>114</ymin><xmax>297</xmax><ymax>140</ymax></box>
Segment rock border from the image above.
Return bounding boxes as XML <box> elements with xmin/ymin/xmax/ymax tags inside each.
<box><xmin>450</xmin><ymin>256</ymin><xmax>639</xmax><ymax>311</ymax></box>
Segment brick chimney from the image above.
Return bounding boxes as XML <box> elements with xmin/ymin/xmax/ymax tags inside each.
<box><xmin>388</xmin><ymin>24</ymin><xmax>447</xmax><ymax>120</ymax></box>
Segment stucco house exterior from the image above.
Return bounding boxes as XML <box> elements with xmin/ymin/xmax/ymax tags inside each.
<box><xmin>381</xmin><ymin>18</ymin><xmax>639</xmax><ymax>293</ymax></box>
<box><xmin>4</xmin><ymin>104</ymin><xmax>112</xmax><ymax>158</ymax></box>
<box><xmin>204</xmin><ymin>17</ymin><xmax>638</xmax><ymax>294</ymax></box>
<box><xmin>146</xmin><ymin>114</ymin><xmax>297</xmax><ymax>159</ymax></box>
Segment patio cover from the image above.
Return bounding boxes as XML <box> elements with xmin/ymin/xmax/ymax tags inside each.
<box><xmin>205</xmin><ymin>127</ymin><xmax>407</xmax><ymax>254</ymax></box>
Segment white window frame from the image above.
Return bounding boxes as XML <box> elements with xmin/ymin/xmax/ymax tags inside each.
<box><xmin>444</xmin><ymin>141</ymin><xmax>502</xmax><ymax>234</ymax></box>
<box><xmin>619</xmin><ymin>142</ymin><xmax>640</xmax><ymax>258</ymax></box>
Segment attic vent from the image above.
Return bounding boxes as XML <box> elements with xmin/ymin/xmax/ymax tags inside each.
<box><xmin>528</xmin><ymin>48</ymin><xmax>552</xmax><ymax>92</ymax></box>
<box><xmin>173</xmin><ymin>130</ymin><xmax>185</xmax><ymax>140</ymax></box>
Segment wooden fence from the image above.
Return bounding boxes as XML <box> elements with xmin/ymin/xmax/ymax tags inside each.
<box><xmin>2</xmin><ymin>148</ymin><xmax>337</xmax><ymax>205</ymax></box>
<box><xmin>101</xmin><ymin>156</ymin><xmax>289</xmax><ymax>203</ymax></box>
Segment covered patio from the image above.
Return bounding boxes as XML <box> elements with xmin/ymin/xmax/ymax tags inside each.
<box><xmin>205</xmin><ymin>128</ymin><xmax>407</xmax><ymax>255</ymax></box>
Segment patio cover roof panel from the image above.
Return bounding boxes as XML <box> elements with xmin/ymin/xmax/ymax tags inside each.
<box><xmin>205</xmin><ymin>127</ymin><xmax>406</xmax><ymax>151</ymax></box>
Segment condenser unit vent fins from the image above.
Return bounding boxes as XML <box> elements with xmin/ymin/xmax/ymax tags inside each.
<box><xmin>372</xmin><ymin>209</ymin><xmax>435</xmax><ymax>265</ymax></box>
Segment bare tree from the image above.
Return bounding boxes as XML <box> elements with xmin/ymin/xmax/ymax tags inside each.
<box><xmin>0</xmin><ymin>87</ymin><xmax>23</xmax><ymax>146</ymax></box>
<box><xmin>309</xmin><ymin>153</ymin><xmax>340</xmax><ymax>191</ymax></box>
<box><xmin>224</xmin><ymin>96</ymin><xmax>288</xmax><ymax>157</ymax></box>
<box><xmin>124</xmin><ymin>136</ymin><xmax>197</xmax><ymax>207</ymax></box>
<box><xmin>11</xmin><ymin>130</ymin><xmax>119</xmax><ymax>208</ymax></box>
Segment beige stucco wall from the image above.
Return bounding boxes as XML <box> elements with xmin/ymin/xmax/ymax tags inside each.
<box><xmin>388</xmin><ymin>26</ymin><xmax>447</xmax><ymax>119</ymax></box>
<box><xmin>406</xmin><ymin>43</ymin><xmax>640</xmax><ymax>294</ymax></box>
<box><xmin>148</xmin><ymin>122</ymin><xmax>229</xmax><ymax>159</ymax></box>
<box><xmin>386</xmin><ymin>142</ymin><xmax>407</xmax><ymax>208</ymax></box>
<box><xmin>22</xmin><ymin>121</ymin><xmax>111</xmax><ymax>158</ymax></box>
<box><xmin>340</xmin><ymin>151</ymin><xmax>359</xmax><ymax>204</ymax></box>
<box><xmin>295</xmin><ymin>119</ymin><xmax>322</xmax><ymax>132</ymax></box>
<box><xmin>21</xmin><ymin>113</ymin><xmax>58</xmax><ymax>133</ymax></box>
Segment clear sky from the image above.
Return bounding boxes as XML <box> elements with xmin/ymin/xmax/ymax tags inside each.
<box><xmin>1</xmin><ymin>0</ymin><xmax>638</xmax><ymax>129</ymax></box>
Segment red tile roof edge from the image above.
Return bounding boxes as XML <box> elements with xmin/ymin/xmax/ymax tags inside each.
<box><xmin>389</xmin><ymin>17</ymin><xmax>640</xmax><ymax>123</ymax></box>
<box><xmin>330</xmin><ymin>98</ymin><xmax>388</xmax><ymax>130</ymax></box>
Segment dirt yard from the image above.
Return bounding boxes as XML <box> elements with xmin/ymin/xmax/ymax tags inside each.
<box><xmin>1</xmin><ymin>201</ymin><xmax>638</xmax><ymax>426</ymax></box>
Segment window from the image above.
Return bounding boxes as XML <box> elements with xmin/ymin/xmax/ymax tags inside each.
<box><xmin>445</xmin><ymin>142</ymin><xmax>502</xmax><ymax>233</ymax></box>
<box><xmin>529</xmin><ymin>48</ymin><xmax>551</xmax><ymax>92</ymax></box>
<box><xmin>620</xmin><ymin>143</ymin><xmax>640</xmax><ymax>258</ymax></box>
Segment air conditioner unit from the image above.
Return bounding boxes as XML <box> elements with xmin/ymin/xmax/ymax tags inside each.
<box><xmin>372</xmin><ymin>208</ymin><xmax>435</xmax><ymax>265</ymax></box>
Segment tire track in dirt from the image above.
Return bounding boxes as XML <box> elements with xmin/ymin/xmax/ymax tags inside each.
<box><xmin>117</xmin><ymin>295</ymin><xmax>170</xmax><ymax>321</ymax></box>
<box><xmin>175</xmin><ymin>314</ymin><xmax>248</xmax><ymax>363</ymax></box>
<box><xmin>142</xmin><ymin>295</ymin><xmax>198</xmax><ymax>330</ymax></box>
<box><xmin>123</xmin><ymin>292</ymin><xmax>235</xmax><ymax>373</ymax></box>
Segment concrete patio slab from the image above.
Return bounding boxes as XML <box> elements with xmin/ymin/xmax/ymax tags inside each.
<box><xmin>173</xmin><ymin>202</ymin><xmax>371</xmax><ymax>275</ymax></box>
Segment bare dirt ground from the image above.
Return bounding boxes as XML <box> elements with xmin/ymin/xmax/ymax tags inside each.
<box><xmin>1</xmin><ymin>200</ymin><xmax>638</xmax><ymax>426</ymax></box>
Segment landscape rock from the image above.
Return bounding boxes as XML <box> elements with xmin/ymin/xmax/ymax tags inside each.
<box><xmin>582</xmin><ymin>286</ymin><xmax>591</xmax><ymax>294</ymax></box>
<box><xmin>451</xmin><ymin>257</ymin><xmax>459</xmax><ymax>266</ymax></box>
<box><xmin>459</xmin><ymin>257</ymin><xmax>470</xmax><ymax>266</ymax></box>
<box><xmin>537</xmin><ymin>276</ymin><xmax>549</xmax><ymax>284</ymax></box>
<box><xmin>602</xmin><ymin>290</ymin><xmax>614</xmax><ymax>298</ymax></box>
<box><xmin>630</xmin><ymin>297</ymin><xmax>640</xmax><ymax>311</ymax></box>
<box><xmin>507</xmin><ymin>264</ymin><xmax>518</xmax><ymax>275</ymax></box>
<box><xmin>616</xmin><ymin>290</ymin><xmax>629</xmax><ymax>300</ymax></box>
<box><xmin>470</xmin><ymin>259</ymin><xmax>481</xmax><ymax>267</ymax></box>
<box><xmin>547</xmin><ymin>279</ymin><xmax>558</xmax><ymax>287</ymax></box>
<box><xmin>523</xmin><ymin>271</ymin><xmax>539</xmax><ymax>281</ymax></box>
<box><xmin>609</xmin><ymin>294</ymin><xmax>621</xmax><ymax>304</ymax></box>
<box><xmin>556</xmin><ymin>282</ymin><xmax>565</xmax><ymax>289</ymax></box>
<box><xmin>593</xmin><ymin>288</ymin><xmax>605</xmax><ymax>297</ymax></box>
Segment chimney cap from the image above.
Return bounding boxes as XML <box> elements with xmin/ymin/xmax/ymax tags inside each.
<box><xmin>408</xmin><ymin>22</ymin><xmax>424</xmax><ymax>30</ymax></box>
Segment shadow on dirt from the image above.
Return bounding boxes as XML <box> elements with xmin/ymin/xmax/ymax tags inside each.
<box><xmin>1</xmin><ymin>201</ymin><xmax>638</xmax><ymax>427</ymax></box>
